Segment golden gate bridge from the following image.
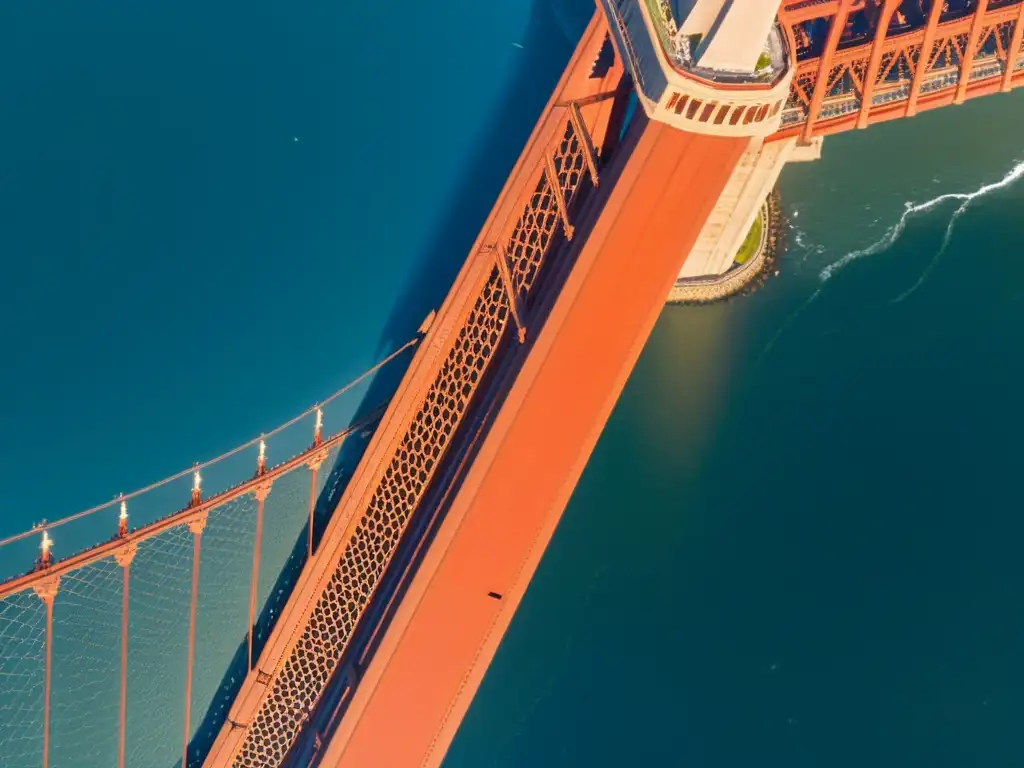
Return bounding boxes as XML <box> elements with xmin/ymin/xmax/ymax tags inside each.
<box><xmin>1</xmin><ymin>1</ymin><xmax>1021</xmax><ymax>766</ymax></box>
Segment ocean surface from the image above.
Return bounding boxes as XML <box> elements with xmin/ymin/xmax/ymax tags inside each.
<box><xmin>2</xmin><ymin>0</ymin><xmax>1024</xmax><ymax>766</ymax></box>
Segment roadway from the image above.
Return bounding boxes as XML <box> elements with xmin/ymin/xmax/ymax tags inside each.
<box><xmin>321</xmin><ymin>89</ymin><xmax>747</xmax><ymax>768</ymax></box>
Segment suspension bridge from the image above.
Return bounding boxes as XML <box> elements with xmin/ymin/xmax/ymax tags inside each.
<box><xmin>1</xmin><ymin>1</ymin><xmax>1021</xmax><ymax>766</ymax></box>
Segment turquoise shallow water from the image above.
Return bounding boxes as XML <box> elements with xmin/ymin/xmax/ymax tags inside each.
<box><xmin>3</xmin><ymin>1</ymin><xmax>1024</xmax><ymax>766</ymax></box>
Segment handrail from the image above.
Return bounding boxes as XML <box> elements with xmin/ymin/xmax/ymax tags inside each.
<box><xmin>0</xmin><ymin>408</ymin><xmax>385</xmax><ymax>601</ymax></box>
<box><xmin>0</xmin><ymin>337</ymin><xmax>420</xmax><ymax>552</ymax></box>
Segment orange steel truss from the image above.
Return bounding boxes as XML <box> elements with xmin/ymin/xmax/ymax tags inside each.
<box><xmin>774</xmin><ymin>0</ymin><xmax>1024</xmax><ymax>141</ymax></box>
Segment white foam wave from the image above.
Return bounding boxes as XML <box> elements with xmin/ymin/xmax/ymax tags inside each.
<box><xmin>888</xmin><ymin>198</ymin><xmax>968</xmax><ymax>304</ymax></box>
<box><xmin>758</xmin><ymin>159</ymin><xmax>1024</xmax><ymax>367</ymax></box>
<box><xmin>819</xmin><ymin>159</ymin><xmax>1024</xmax><ymax>285</ymax></box>
<box><xmin>891</xmin><ymin>160</ymin><xmax>1024</xmax><ymax>303</ymax></box>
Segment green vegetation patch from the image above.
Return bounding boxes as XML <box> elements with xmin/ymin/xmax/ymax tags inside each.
<box><xmin>756</xmin><ymin>52</ymin><xmax>771</xmax><ymax>71</ymax></box>
<box><xmin>643</xmin><ymin>0</ymin><xmax>675</xmax><ymax>53</ymax></box>
<box><xmin>734</xmin><ymin>213</ymin><xmax>764</xmax><ymax>266</ymax></box>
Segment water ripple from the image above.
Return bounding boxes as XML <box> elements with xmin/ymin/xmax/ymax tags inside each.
<box><xmin>757</xmin><ymin>159</ymin><xmax>1024</xmax><ymax>364</ymax></box>
<box><xmin>820</xmin><ymin>159</ymin><xmax>1024</xmax><ymax>285</ymax></box>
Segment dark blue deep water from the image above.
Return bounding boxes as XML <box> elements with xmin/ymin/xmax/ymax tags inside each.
<box><xmin>2</xmin><ymin>1</ymin><xmax>1024</xmax><ymax>766</ymax></box>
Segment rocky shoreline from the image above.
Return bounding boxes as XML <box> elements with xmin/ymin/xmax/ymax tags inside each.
<box><xmin>667</xmin><ymin>189</ymin><xmax>787</xmax><ymax>306</ymax></box>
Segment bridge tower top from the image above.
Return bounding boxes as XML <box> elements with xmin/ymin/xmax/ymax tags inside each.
<box><xmin>599</xmin><ymin>0</ymin><xmax>794</xmax><ymax>138</ymax></box>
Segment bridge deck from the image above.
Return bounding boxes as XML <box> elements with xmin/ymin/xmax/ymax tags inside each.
<box><xmin>205</xmin><ymin>8</ymin><xmax>747</xmax><ymax>766</ymax></box>
<box><xmin>204</xmin><ymin>12</ymin><xmax>627</xmax><ymax>766</ymax></box>
<box><xmin>321</xmin><ymin>110</ymin><xmax>747</xmax><ymax>768</ymax></box>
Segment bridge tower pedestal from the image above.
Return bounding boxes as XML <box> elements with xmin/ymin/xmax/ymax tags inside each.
<box><xmin>602</xmin><ymin>0</ymin><xmax>818</xmax><ymax>288</ymax></box>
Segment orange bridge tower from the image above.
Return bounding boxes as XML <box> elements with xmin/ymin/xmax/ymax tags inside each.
<box><xmin>603</xmin><ymin>0</ymin><xmax>826</xmax><ymax>297</ymax></box>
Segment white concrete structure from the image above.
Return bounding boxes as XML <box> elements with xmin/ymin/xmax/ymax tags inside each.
<box><xmin>690</xmin><ymin>0</ymin><xmax>783</xmax><ymax>74</ymax></box>
<box><xmin>678</xmin><ymin>0</ymin><xmax>729</xmax><ymax>37</ymax></box>
<box><xmin>616</xmin><ymin>0</ymin><xmax>792</xmax><ymax>139</ymax></box>
<box><xmin>606</xmin><ymin>0</ymin><xmax>825</xmax><ymax>285</ymax></box>
<box><xmin>678</xmin><ymin>136</ymin><xmax>822</xmax><ymax>279</ymax></box>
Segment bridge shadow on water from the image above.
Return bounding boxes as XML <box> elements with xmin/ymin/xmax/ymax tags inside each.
<box><xmin>371</xmin><ymin>0</ymin><xmax>595</xmax><ymax>360</ymax></box>
<box><xmin>185</xmin><ymin>2</ymin><xmax>593</xmax><ymax>765</ymax></box>
<box><xmin>284</xmin><ymin>1</ymin><xmax>603</xmax><ymax>765</ymax></box>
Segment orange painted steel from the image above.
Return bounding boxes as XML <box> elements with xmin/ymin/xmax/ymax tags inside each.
<box><xmin>42</xmin><ymin>594</ymin><xmax>54</xmax><ymax>768</ymax></box>
<box><xmin>1005</xmin><ymin>2</ymin><xmax>1024</xmax><ymax>90</ymax></box>
<box><xmin>908</xmin><ymin>0</ymin><xmax>943</xmax><ymax>118</ymax></box>
<box><xmin>202</xmin><ymin>12</ymin><xmax>629</xmax><ymax>767</ymax></box>
<box><xmin>7</xmin><ymin>3</ymin><xmax>1019</xmax><ymax>766</ymax></box>
<box><xmin>782</xmin><ymin>0</ymin><xmax>842</xmax><ymax>24</ymax></box>
<box><xmin>802</xmin><ymin>0</ymin><xmax>855</xmax><ymax>142</ymax></box>
<box><xmin>773</xmin><ymin>0</ymin><xmax>1024</xmax><ymax>141</ymax></box>
<box><xmin>957</xmin><ymin>0</ymin><xmax>991</xmax><ymax>103</ymax></box>
<box><xmin>0</xmin><ymin>412</ymin><xmax>376</xmax><ymax>604</ymax></box>
<box><xmin>0</xmin><ymin>338</ymin><xmax>416</xmax><ymax>564</ymax></box>
<box><xmin>630</xmin><ymin>1</ymin><xmax>791</xmax><ymax>93</ymax></box>
<box><xmin>117</xmin><ymin>555</ymin><xmax>132</xmax><ymax>768</ymax></box>
<box><xmin>857</xmin><ymin>0</ymin><xmax>902</xmax><ymax>129</ymax></box>
<box><xmin>323</xmin><ymin>117</ymin><xmax>747</xmax><ymax>768</ymax></box>
<box><xmin>247</xmin><ymin>482</ymin><xmax>271</xmax><ymax>673</ymax></box>
<box><xmin>306</xmin><ymin>470</ymin><xmax>317</xmax><ymax>558</ymax></box>
<box><xmin>183</xmin><ymin>518</ymin><xmax>206</xmax><ymax>768</ymax></box>
<box><xmin>771</xmin><ymin>68</ymin><xmax>1024</xmax><ymax>143</ymax></box>
<box><xmin>791</xmin><ymin>6</ymin><xmax>1024</xmax><ymax>74</ymax></box>
<box><xmin>203</xmin><ymin>5</ymin><xmax>1023</xmax><ymax>765</ymax></box>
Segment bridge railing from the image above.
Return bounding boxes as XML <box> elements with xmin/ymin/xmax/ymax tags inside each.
<box><xmin>0</xmin><ymin>339</ymin><xmax>419</xmax><ymax>768</ymax></box>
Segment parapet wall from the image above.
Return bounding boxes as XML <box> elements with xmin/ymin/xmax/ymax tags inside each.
<box><xmin>607</xmin><ymin>0</ymin><xmax>795</xmax><ymax>138</ymax></box>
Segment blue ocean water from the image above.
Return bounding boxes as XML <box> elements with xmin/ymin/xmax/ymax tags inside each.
<box><xmin>3</xmin><ymin>1</ymin><xmax>1024</xmax><ymax>766</ymax></box>
<box><xmin>0</xmin><ymin>0</ymin><xmax>587</xmax><ymax>549</ymax></box>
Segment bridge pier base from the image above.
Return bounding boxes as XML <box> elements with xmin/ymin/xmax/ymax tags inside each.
<box><xmin>674</xmin><ymin>133</ymin><xmax>820</xmax><ymax>285</ymax></box>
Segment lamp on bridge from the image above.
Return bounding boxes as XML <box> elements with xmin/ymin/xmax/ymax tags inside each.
<box><xmin>118</xmin><ymin>496</ymin><xmax>128</xmax><ymax>539</ymax></box>
<box><xmin>37</xmin><ymin>529</ymin><xmax>53</xmax><ymax>570</ymax></box>
<box><xmin>191</xmin><ymin>467</ymin><xmax>202</xmax><ymax>508</ymax></box>
<box><xmin>313</xmin><ymin>408</ymin><xmax>323</xmax><ymax>449</ymax></box>
<box><xmin>256</xmin><ymin>438</ymin><xmax>267</xmax><ymax>477</ymax></box>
